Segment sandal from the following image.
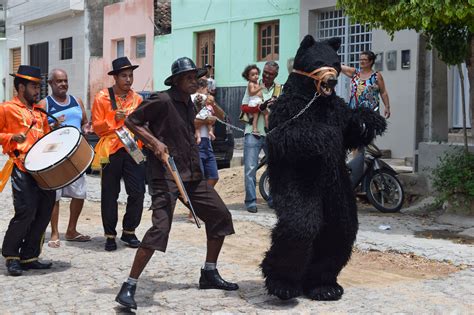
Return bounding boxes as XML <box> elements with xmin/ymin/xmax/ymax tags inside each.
<box><xmin>48</xmin><ymin>239</ymin><xmax>60</xmax><ymax>248</ymax></box>
<box><xmin>65</xmin><ymin>234</ymin><xmax>91</xmax><ymax>242</ymax></box>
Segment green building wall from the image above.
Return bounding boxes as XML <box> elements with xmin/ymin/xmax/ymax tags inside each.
<box><xmin>153</xmin><ymin>0</ymin><xmax>300</xmax><ymax>91</ymax></box>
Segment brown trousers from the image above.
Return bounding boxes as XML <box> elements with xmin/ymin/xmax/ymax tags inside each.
<box><xmin>140</xmin><ymin>179</ymin><xmax>235</xmax><ymax>252</ymax></box>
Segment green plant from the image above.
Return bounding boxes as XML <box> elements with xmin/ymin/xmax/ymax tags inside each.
<box><xmin>432</xmin><ymin>149</ymin><xmax>474</xmax><ymax>205</ymax></box>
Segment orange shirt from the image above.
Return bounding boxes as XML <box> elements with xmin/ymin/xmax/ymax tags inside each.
<box><xmin>0</xmin><ymin>97</ymin><xmax>50</xmax><ymax>171</ymax></box>
<box><xmin>91</xmin><ymin>88</ymin><xmax>143</xmax><ymax>156</ymax></box>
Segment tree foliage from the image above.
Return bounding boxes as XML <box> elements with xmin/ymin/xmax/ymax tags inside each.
<box><xmin>336</xmin><ymin>0</ymin><xmax>474</xmax><ymax>66</ymax></box>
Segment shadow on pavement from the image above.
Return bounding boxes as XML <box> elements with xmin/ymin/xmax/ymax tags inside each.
<box><xmin>0</xmin><ymin>260</ymin><xmax>72</xmax><ymax>276</ymax></box>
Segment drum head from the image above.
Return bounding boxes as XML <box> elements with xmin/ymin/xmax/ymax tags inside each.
<box><xmin>25</xmin><ymin>126</ymin><xmax>81</xmax><ymax>172</ymax></box>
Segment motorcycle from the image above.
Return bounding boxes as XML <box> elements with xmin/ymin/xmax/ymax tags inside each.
<box><xmin>258</xmin><ymin>143</ymin><xmax>404</xmax><ymax>213</ymax></box>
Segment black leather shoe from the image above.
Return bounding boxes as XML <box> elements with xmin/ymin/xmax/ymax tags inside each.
<box><xmin>120</xmin><ymin>234</ymin><xmax>140</xmax><ymax>248</ymax></box>
<box><xmin>20</xmin><ymin>260</ymin><xmax>52</xmax><ymax>270</ymax></box>
<box><xmin>199</xmin><ymin>268</ymin><xmax>239</xmax><ymax>291</ymax></box>
<box><xmin>6</xmin><ymin>260</ymin><xmax>22</xmax><ymax>276</ymax></box>
<box><xmin>247</xmin><ymin>206</ymin><xmax>257</xmax><ymax>213</ymax></box>
<box><xmin>115</xmin><ymin>282</ymin><xmax>137</xmax><ymax>309</ymax></box>
<box><xmin>105</xmin><ymin>238</ymin><xmax>117</xmax><ymax>251</ymax></box>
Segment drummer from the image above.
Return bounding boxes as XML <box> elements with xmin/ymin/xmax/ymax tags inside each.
<box><xmin>38</xmin><ymin>68</ymin><xmax>91</xmax><ymax>248</ymax></box>
<box><xmin>91</xmin><ymin>57</ymin><xmax>145</xmax><ymax>251</ymax></box>
<box><xmin>0</xmin><ymin>65</ymin><xmax>55</xmax><ymax>276</ymax></box>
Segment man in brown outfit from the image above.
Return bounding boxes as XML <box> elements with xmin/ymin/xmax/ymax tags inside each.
<box><xmin>115</xmin><ymin>57</ymin><xmax>238</xmax><ymax>310</ymax></box>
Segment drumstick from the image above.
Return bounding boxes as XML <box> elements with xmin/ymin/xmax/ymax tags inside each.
<box><xmin>24</xmin><ymin>118</ymin><xmax>37</xmax><ymax>136</ymax></box>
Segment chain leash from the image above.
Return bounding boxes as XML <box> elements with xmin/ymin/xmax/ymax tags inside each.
<box><xmin>214</xmin><ymin>117</ymin><xmax>245</xmax><ymax>133</ymax></box>
<box><xmin>213</xmin><ymin>92</ymin><xmax>320</xmax><ymax>135</ymax></box>
<box><xmin>266</xmin><ymin>92</ymin><xmax>320</xmax><ymax>136</ymax></box>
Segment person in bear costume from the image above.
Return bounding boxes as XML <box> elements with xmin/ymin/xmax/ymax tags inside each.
<box><xmin>261</xmin><ymin>35</ymin><xmax>387</xmax><ymax>301</ymax></box>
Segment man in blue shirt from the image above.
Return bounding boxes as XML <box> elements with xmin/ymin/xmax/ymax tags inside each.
<box><xmin>39</xmin><ymin>69</ymin><xmax>91</xmax><ymax>248</ymax></box>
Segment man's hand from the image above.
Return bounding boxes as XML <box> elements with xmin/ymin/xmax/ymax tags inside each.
<box><xmin>149</xmin><ymin>139</ymin><xmax>169</xmax><ymax>163</ymax></box>
<box><xmin>52</xmin><ymin>114</ymin><xmax>66</xmax><ymax>129</ymax></box>
<box><xmin>12</xmin><ymin>133</ymin><xmax>26</xmax><ymax>143</ymax></box>
<box><xmin>57</xmin><ymin>115</ymin><xmax>66</xmax><ymax>125</ymax></box>
<box><xmin>82</xmin><ymin>122</ymin><xmax>93</xmax><ymax>134</ymax></box>
<box><xmin>194</xmin><ymin>94</ymin><xmax>204</xmax><ymax>107</ymax></box>
<box><xmin>259</xmin><ymin>97</ymin><xmax>276</xmax><ymax>111</ymax></box>
<box><xmin>115</xmin><ymin>110</ymin><xmax>126</xmax><ymax>122</ymax></box>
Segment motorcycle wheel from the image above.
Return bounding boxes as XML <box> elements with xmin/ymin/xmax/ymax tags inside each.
<box><xmin>259</xmin><ymin>169</ymin><xmax>270</xmax><ymax>201</ymax></box>
<box><xmin>364</xmin><ymin>169</ymin><xmax>404</xmax><ymax>213</ymax></box>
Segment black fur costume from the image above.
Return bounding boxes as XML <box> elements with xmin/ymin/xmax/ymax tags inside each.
<box><xmin>261</xmin><ymin>35</ymin><xmax>386</xmax><ymax>301</ymax></box>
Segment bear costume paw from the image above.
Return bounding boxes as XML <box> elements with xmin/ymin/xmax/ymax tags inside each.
<box><xmin>304</xmin><ymin>283</ymin><xmax>344</xmax><ymax>301</ymax></box>
<box><xmin>265</xmin><ymin>277</ymin><xmax>302</xmax><ymax>300</ymax></box>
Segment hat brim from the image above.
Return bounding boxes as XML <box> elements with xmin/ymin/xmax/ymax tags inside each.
<box><xmin>164</xmin><ymin>68</ymin><xmax>208</xmax><ymax>86</ymax></box>
<box><xmin>9</xmin><ymin>73</ymin><xmax>42</xmax><ymax>83</ymax></box>
<box><xmin>108</xmin><ymin>65</ymin><xmax>139</xmax><ymax>75</ymax></box>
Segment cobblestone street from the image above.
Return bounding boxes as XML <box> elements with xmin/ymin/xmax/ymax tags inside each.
<box><xmin>0</xmin><ymin>163</ymin><xmax>473</xmax><ymax>313</ymax></box>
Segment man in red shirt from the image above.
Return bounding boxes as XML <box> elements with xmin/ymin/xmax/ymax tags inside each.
<box><xmin>0</xmin><ymin>65</ymin><xmax>55</xmax><ymax>276</ymax></box>
<box><xmin>91</xmin><ymin>57</ymin><xmax>145</xmax><ymax>251</ymax></box>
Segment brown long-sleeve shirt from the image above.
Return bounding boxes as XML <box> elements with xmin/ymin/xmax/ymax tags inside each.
<box><xmin>127</xmin><ymin>87</ymin><xmax>202</xmax><ymax>182</ymax></box>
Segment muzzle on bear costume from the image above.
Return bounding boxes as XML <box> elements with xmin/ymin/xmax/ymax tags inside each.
<box><xmin>293</xmin><ymin>67</ymin><xmax>338</xmax><ymax>96</ymax></box>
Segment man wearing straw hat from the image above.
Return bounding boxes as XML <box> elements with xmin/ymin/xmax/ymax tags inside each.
<box><xmin>115</xmin><ymin>57</ymin><xmax>238</xmax><ymax>310</ymax></box>
<box><xmin>91</xmin><ymin>57</ymin><xmax>145</xmax><ymax>252</ymax></box>
<box><xmin>0</xmin><ymin>65</ymin><xmax>55</xmax><ymax>276</ymax></box>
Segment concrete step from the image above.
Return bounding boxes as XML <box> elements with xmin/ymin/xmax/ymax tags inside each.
<box><xmin>448</xmin><ymin>132</ymin><xmax>474</xmax><ymax>145</ymax></box>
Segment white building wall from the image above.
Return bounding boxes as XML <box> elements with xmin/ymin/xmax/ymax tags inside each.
<box><xmin>4</xmin><ymin>0</ymin><xmax>85</xmax><ymax>100</ymax></box>
<box><xmin>300</xmin><ymin>0</ymin><xmax>419</xmax><ymax>159</ymax></box>
<box><xmin>24</xmin><ymin>13</ymin><xmax>87</xmax><ymax>103</ymax></box>
<box><xmin>8</xmin><ymin>0</ymin><xmax>83</xmax><ymax>26</ymax></box>
<box><xmin>0</xmin><ymin>40</ymin><xmax>5</xmax><ymax>102</ymax></box>
<box><xmin>371</xmin><ymin>29</ymin><xmax>419</xmax><ymax>159</ymax></box>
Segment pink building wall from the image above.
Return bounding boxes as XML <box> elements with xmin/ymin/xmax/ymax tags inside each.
<box><xmin>89</xmin><ymin>0</ymin><xmax>154</xmax><ymax>106</ymax></box>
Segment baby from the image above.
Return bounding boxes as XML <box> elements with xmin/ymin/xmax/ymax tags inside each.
<box><xmin>194</xmin><ymin>94</ymin><xmax>216</xmax><ymax>144</ymax></box>
<box><xmin>242</xmin><ymin>64</ymin><xmax>267</xmax><ymax>135</ymax></box>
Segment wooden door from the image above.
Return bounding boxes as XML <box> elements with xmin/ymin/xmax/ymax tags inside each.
<box><xmin>11</xmin><ymin>47</ymin><xmax>21</xmax><ymax>97</ymax></box>
<box><xmin>197</xmin><ymin>30</ymin><xmax>215</xmax><ymax>77</ymax></box>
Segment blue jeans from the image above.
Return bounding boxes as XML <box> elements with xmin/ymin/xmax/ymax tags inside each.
<box><xmin>198</xmin><ymin>137</ymin><xmax>219</xmax><ymax>180</ymax></box>
<box><xmin>244</xmin><ymin>134</ymin><xmax>267</xmax><ymax>209</ymax></box>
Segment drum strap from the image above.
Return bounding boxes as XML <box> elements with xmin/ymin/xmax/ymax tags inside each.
<box><xmin>108</xmin><ymin>87</ymin><xmax>118</xmax><ymax>110</ymax></box>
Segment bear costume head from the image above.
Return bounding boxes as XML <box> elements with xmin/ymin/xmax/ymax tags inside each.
<box><xmin>290</xmin><ymin>35</ymin><xmax>342</xmax><ymax>97</ymax></box>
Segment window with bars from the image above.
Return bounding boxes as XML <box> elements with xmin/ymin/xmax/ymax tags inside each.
<box><xmin>316</xmin><ymin>9</ymin><xmax>371</xmax><ymax>68</ymax></box>
<box><xmin>60</xmin><ymin>37</ymin><xmax>73</xmax><ymax>60</ymax></box>
<box><xmin>257</xmin><ymin>20</ymin><xmax>279</xmax><ymax>61</ymax></box>
<box><xmin>0</xmin><ymin>4</ymin><xmax>5</xmax><ymax>38</ymax></box>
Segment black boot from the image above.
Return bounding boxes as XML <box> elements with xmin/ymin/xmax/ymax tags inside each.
<box><xmin>6</xmin><ymin>260</ymin><xmax>22</xmax><ymax>276</ymax></box>
<box><xmin>20</xmin><ymin>260</ymin><xmax>52</xmax><ymax>270</ymax></box>
<box><xmin>199</xmin><ymin>268</ymin><xmax>239</xmax><ymax>291</ymax></box>
<box><xmin>105</xmin><ymin>238</ymin><xmax>117</xmax><ymax>251</ymax></box>
<box><xmin>120</xmin><ymin>234</ymin><xmax>140</xmax><ymax>248</ymax></box>
<box><xmin>115</xmin><ymin>282</ymin><xmax>137</xmax><ymax>309</ymax></box>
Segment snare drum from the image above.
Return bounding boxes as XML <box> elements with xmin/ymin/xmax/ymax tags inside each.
<box><xmin>115</xmin><ymin>126</ymin><xmax>145</xmax><ymax>164</ymax></box>
<box><xmin>24</xmin><ymin>126</ymin><xmax>94</xmax><ymax>190</ymax></box>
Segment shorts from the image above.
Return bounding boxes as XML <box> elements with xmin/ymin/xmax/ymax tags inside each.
<box><xmin>248</xmin><ymin>96</ymin><xmax>262</xmax><ymax>108</ymax></box>
<box><xmin>56</xmin><ymin>174</ymin><xmax>87</xmax><ymax>201</ymax></box>
<box><xmin>140</xmin><ymin>179</ymin><xmax>234</xmax><ymax>252</ymax></box>
<box><xmin>198</xmin><ymin>137</ymin><xmax>219</xmax><ymax>180</ymax></box>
